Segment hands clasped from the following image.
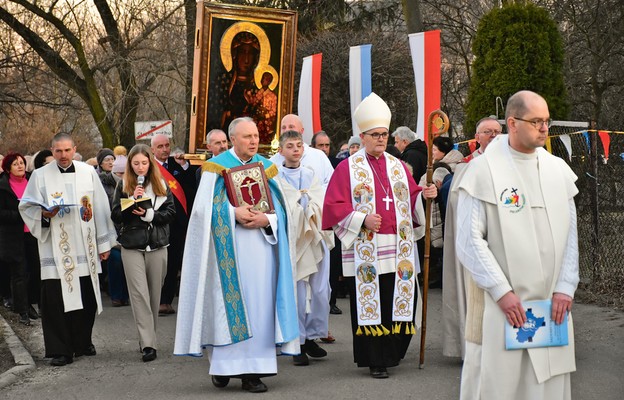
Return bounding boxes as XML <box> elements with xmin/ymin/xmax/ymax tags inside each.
<box><xmin>235</xmin><ymin>205</ymin><xmax>269</xmax><ymax>229</ymax></box>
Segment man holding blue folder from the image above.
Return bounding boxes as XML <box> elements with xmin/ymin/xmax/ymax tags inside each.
<box><xmin>455</xmin><ymin>90</ymin><xmax>579</xmax><ymax>400</ymax></box>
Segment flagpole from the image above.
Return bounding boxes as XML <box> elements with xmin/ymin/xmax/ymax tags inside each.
<box><xmin>419</xmin><ymin>109</ymin><xmax>449</xmax><ymax>369</ymax></box>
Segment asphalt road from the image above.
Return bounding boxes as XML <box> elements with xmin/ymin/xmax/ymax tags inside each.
<box><xmin>2</xmin><ymin>289</ymin><xmax>623</xmax><ymax>399</ymax></box>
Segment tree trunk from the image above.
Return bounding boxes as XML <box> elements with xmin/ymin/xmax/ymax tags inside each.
<box><xmin>184</xmin><ymin>0</ymin><xmax>197</xmax><ymax>151</ymax></box>
<box><xmin>401</xmin><ymin>0</ymin><xmax>423</xmax><ymax>34</ymax></box>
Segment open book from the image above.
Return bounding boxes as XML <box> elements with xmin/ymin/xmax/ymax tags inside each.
<box><xmin>20</xmin><ymin>197</ymin><xmax>79</xmax><ymax>212</ymax></box>
<box><xmin>505</xmin><ymin>299</ymin><xmax>569</xmax><ymax>350</ymax></box>
<box><xmin>120</xmin><ymin>197</ymin><xmax>153</xmax><ymax>213</ymax></box>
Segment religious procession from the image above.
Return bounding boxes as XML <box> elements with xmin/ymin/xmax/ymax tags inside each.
<box><xmin>1</xmin><ymin>2</ymin><xmax>623</xmax><ymax>400</ymax></box>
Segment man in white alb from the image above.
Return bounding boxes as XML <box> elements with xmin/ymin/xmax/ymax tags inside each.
<box><xmin>456</xmin><ymin>90</ymin><xmax>579</xmax><ymax>399</ymax></box>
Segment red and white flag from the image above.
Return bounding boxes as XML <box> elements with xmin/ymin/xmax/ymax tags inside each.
<box><xmin>409</xmin><ymin>31</ymin><xmax>441</xmax><ymax>143</ymax></box>
<box><xmin>297</xmin><ymin>53</ymin><xmax>323</xmax><ymax>144</ymax></box>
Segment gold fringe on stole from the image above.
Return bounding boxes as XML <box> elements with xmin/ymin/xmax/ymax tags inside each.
<box><xmin>265</xmin><ymin>163</ymin><xmax>278</xmax><ymax>179</ymax></box>
<box><xmin>405</xmin><ymin>323</ymin><xmax>410</xmax><ymax>335</ymax></box>
<box><xmin>410</xmin><ymin>323</ymin><xmax>416</xmax><ymax>335</ymax></box>
<box><xmin>364</xmin><ymin>326</ymin><xmax>371</xmax><ymax>336</ymax></box>
<box><xmin>371</xmin><ymin>326</ymin><xmax>377</xmax><ymax>336</ymax></box>
<box><xmin>202</xmin><ymin>162</ymin><xmax>226</xmax><ymax>174</ymax></box>
<box><xmin>356</xmin><ymin>326</ymin><xmax>363</xmax><ymax>336</ymax></box>
<box><xmin>381</xmin><ymin>325</ymin><xmax>390</xmax><ymax>335</ymax></box>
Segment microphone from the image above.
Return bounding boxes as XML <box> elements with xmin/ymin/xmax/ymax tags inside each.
<box><xmin>136</xmin><ymin>175</ymin><xmax>145</xmax><ymax>199</ymax></box>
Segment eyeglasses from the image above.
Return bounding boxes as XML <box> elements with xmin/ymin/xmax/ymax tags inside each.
<box><xmin>478</xmin><ymin>129</ymin><xmax>502</xmax><ymax>136</ymax></box>
<box><xmin>513</xmin><ymin>117</ymin><xmax>552</xmax><ymax>129</ymax></box>
<box><xmin>363</xmin><ymin>132</ymin><xmax>389</xmax><ymax>140</ymax></box>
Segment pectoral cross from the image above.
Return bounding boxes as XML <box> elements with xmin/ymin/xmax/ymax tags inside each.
<box><xmin>382</xmin><ymin>195</ymin><xmax>393</xmax><ymax>211</ymax></box>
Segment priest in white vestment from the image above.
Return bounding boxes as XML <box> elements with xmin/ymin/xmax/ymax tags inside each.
<box><xmin>455</xmin><ymin>91</ymin><xmax>579</xmax><ymax>400</ymax></box>
<box><xmin>19</xmin><ymin>133</ymin><xmax>116</xmax><ymax>367</ymax></box>
<box><xmin>322</xmin><ymin>93</ymin><xmax>437</xmax><ymax>379</ymax></box>
<box><xmin>174</xmin><ymin>117</ymin><xmax>299</xmax><ymax>394</ymax></box>
<box><xmin>275</xmin><ymin>130</ymin><xmax>334</xmax><ymax>366</ymax></box>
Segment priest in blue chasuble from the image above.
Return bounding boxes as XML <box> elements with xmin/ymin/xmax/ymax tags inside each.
<box><xmin>174</xmin><ymin>117</ymin><xmax>298</xmax><ymax>394</ymax></box>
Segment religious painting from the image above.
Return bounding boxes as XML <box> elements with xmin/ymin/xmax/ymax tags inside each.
<box><xmin>189</xmin><ymin>3</ymin><xmax>298</xmax><ymax>154</ymax></box>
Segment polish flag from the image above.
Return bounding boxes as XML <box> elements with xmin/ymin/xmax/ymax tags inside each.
<box><xmin>297</xmin><ymin>53</ymin><xmax>323</xmax><ymax>144</ymax></box>
<box><xmin>409</xmin><ymin>31</ymin><xmax>441</xmax><ymax>144</ymax></box>
<box><xmin>349</xmin><ymin>44</ymin><xmax>373</xmax><ymax>136</ymax></box>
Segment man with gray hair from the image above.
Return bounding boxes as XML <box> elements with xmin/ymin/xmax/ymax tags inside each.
<box><xmin>391</xmin><ymin>126</ymin><xmax>427</xmax><ymax>182</ymax></box>
<box><xmin>175</xmin><ymin>117</ymin><xmax>299</xmax><ymax>393</ymax></box>
<box><xmin>197</xmin><ymin>129</ymin><xmax>229</xmax><ymax>185</ymax></box>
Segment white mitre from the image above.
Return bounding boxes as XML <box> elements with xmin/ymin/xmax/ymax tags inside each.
<box><xmin>353</xmin><ymin>92</ymin><xmax>392</xmax><ymax>133</ymax></box>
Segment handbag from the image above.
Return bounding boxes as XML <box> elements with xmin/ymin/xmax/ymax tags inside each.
<box><xmin>118</xmin><ymin>223</ymin><xmax>151</xmax><ymax>250</ymax></box>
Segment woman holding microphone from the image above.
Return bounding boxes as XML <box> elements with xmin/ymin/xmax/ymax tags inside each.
<box><xmin>112</xmin><ymin>144</ymin><xmax>175</xmax><ymax>362</ymax></box>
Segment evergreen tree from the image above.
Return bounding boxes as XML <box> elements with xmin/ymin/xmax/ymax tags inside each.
<box><xmin>464</xmin><ymin>3</ymin><xmax>569</xmax><ymax>132</ymax></box>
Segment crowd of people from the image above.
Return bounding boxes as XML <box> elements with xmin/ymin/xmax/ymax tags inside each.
<box><xmin>0</xmin><ymin>90</ymin><xmax>579</xmax><ymax>399</ymax></box>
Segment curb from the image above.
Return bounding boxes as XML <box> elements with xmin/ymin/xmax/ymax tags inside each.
<box><xmin>0</xmin><ymin>312</ymin><xmax>36</xmax><ymax>389</ymax></box>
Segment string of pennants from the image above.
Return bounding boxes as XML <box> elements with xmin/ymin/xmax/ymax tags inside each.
<box><xmin>453</xmin><ymin>129</ymin><xmax>624</xmax><ymax>162</ymax></box>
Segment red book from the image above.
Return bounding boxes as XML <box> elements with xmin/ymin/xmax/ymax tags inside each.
<box><xmin>222</xmin><ymin>162</ymin><xmax>275</xmax><ymax>213</ymax></box>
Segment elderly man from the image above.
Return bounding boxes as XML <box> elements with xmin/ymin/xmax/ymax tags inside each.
<box><xmin>19</xmin><ymin>133</ymin><xmax>116</xmax><ymax>366</ymax></box>
<box><xmin>175</xmin><ymin>117</ymin><xmax>299</xmax><ymax>394</ymax></box>
<box><xmin>322</xmin><ymin>93</ymin><xmax>437</xmax><ymax>379</ymax></box>
<box><xmin>456</xmin><ymin>91</ymin><xmax>579</xmax><ymax>399</ymax></box>
<box><xmin>270</xmin><ymin>114</ymin><xmax>334</xmax><ymax>188</ymax></box>
<box><xmin>392</xmin><ymin>126</ymin><xmax>428</xmax><ymax>183</ymax></box>
<box><xmin>441</xmin><ymin>116</ymin><xmax>502</xmax><ymax>359</ymax></box>
<box><xmin>150</xmin><ymin>134</ymin><xmax>197</xmax><ymax>315</ymax></box>
<box><xmin>196</xmin><ymin>129</ymin><xmax>229</xmax><ymax>184</ymax></box>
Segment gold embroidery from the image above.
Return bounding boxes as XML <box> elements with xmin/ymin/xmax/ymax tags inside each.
<box><xmin>58</xmin><ymin>223</ymin><xmax>75</xmax><ymax>292</ymax></box>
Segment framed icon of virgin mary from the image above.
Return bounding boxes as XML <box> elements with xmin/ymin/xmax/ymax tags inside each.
<box><xmin>189</xmin><ymin>2</ymin><xmax>297</xmax><ymax>154</ymax></box>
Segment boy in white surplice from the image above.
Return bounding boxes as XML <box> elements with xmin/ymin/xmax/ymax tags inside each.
<box><xmin>276</xmin><ymin>130</ymin><xmax>334</xmax><ymax>366</ymax></box>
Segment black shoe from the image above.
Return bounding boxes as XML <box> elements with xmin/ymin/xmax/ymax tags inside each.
<box><xmin>211</xmin><ymin>375</ymin><xmax>230</xmax><ymax>388</ymax></box>
<box><xmin>369</xmin><ymin>367</ymin><xmax>389</xmax><ymax>379</ymax></box>
<box><xmin>241</xmin><ymin>378</ymin><xmax>267</xmax><ymax>393</ymax></box>
<box><xmin>50</xmin><ymin>355</ymin><xmax>73</xmax><ymax>366</ymax></box>
<box><xmin>142</xmin><ymin>347</ymin><xmax>157</xmax><ymax>362</ymax></box>
<box><xmin>75</xmin><ymin>344</ymin><xmax>96</xmax><ymax>357</ymax></box>
<box><xmin>2</xmin><ymin>298</ymin><xmax>12</xmax><ymax>310</ymax></box>
<box><xmin>28</xmin><ymin>305</ymin><xmax>39</xmax><ymax>320</ymax></box>
<box><xmin>293</xmin><ymin>350</ymin><xmax>310</xmax><ymax>366</ymax></box>
<box><xmin>304</xmin><ymin>339</ymin><xmax>327</xmax><ymax>358</ymax></box>
<box><xmin>84</xmin><ymin>344</ymin><xmax>97</xmax><ymax>356</ymax></box>
<box><xmin>330</xmin><ymin>305</ymin><xmax>342</xmax><ymax>315</ymax></box>
<box><xmin>19</xmin><ymin>313</ymin><xmax>31</xmax><ymax>326</ymax></box>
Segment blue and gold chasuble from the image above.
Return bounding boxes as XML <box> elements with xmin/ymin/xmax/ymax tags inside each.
<box><xmin>203</xmin><ymin>151</ymin><xmax>298</xmax><ymax>346</ymax></box>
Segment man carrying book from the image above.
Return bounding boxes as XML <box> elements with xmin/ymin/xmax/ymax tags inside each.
<box><xmin>174</xmin><ymin>117</ymin><xmax>299</xmax><ymax>394</ymax></box>
<box><xmin>19</xmin><ymin>133</ymin><xmax>117</xmax><ymax>367</ymax></box>
<box><xmin>455</xmin><ymin>90</ymin><xmax>579</xmax><ymax>400</ymax></box>
<box><xmin>275</xmin><ymin>130</ymin><xmax>334</xmax><ymax>366</ymax></box>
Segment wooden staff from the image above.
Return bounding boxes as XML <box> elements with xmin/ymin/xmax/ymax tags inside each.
<box><xmin>419</xmin><ymin>109</ymin><xmax>450</xmax><ymax>369</ymax></box>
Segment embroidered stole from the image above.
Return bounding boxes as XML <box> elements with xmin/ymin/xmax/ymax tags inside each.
<box><xmin>348</xmin><ymin>150</ymin><xmax>417</xmax><ymax>336</ymax></box>
<box><xmin>43</xmin><ymin>164</ymin><xmax>102</xmax><ymax>313</ymax></box>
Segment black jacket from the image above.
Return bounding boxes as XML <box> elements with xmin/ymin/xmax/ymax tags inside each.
<box><xmin>111</xmin><ymin>179</ymin><xmax>176</xmax><ymax>250</ymax></box>
<box><xmin>400</xmin><ymin>139</ymin><xmax>428</xmax><ymax>183</ymax></box>
<box><xmin>0</xmin><ymin>172</ymin><xmax>30</xmax><ymax>259</ymax></box>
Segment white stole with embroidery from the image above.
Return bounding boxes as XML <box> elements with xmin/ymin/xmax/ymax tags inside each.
<box><xmin>348</xmin><ymin>149</ymin><xmax>417</xmax><ymax>335</ymax></box>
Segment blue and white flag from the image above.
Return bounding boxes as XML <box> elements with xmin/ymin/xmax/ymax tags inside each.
<box><xmin>349</xmin><ymin>44</ymin><xmax>372</xmax><ymax>136</ymax></box>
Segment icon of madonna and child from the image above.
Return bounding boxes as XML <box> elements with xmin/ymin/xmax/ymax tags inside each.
<box><xmin>212</xmin><ymin>22</ymin><xmax>281</xmax><ymax>146</ymax></box>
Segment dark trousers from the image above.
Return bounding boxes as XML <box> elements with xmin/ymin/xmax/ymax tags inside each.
<box><xmin>24</xmin><ymin>232</ymin><xmax>41</xmax><ymax>306</ymax></box>
<box><xmin>41</xmin><ymin>276</ymin><xmax>97</xmax><ymax>358</ymax></box>
<box><xmin>347</xmin><ymin>274</ymin><xmax>415</xmax><ymax>368</ymax></box>
<box><xmin>7</xmin><ymin>232</ymin><xmax>39</xmax><ymax>314</ymax></box>
<box><xmin>160</xmin><ymin>230</ymin><xmax>185</xmax><ymax>305</ymax></box>
<box><xmin>329</xmin><ymin>234</ymin><xmax>343</xmax><ymax>306</ymax></box>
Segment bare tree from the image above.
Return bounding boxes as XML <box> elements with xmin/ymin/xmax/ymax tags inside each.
<box><xmin>0</xmin><ymin>0</ymin><xmax>186</xmax><ymax>149</ymax></box>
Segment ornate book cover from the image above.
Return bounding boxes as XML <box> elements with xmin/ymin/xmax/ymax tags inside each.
<box><xmin>222</xmin><ymin>162</ymin><xmax>274</xmax><ymax>213</ymax></box>
<box><xmin>505</xmin><ymin>299</ymin><xmax>569</xmax><ymax>350</ymax></box>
